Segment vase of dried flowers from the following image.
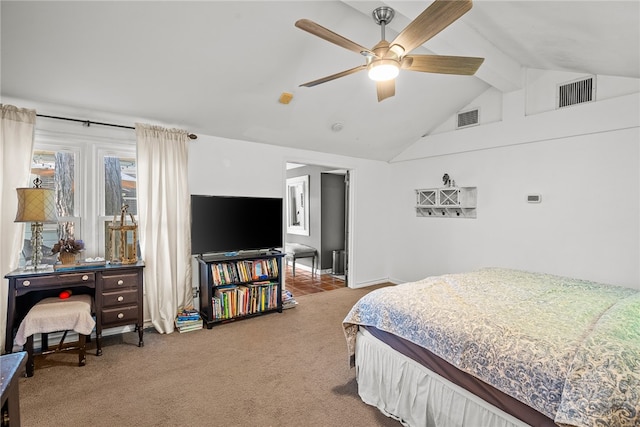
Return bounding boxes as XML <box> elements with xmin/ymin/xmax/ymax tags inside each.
<box><xmin>58</xmin><ymin>251</ymin><xmax>76</xmax><ymax>265</ymax></box>
<box><xmin>52</xmin><ymin>238</ymin><xmax>85</xmax><ymax>265</ymax></box>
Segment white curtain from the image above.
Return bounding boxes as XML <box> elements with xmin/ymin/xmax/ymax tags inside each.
<box><xmin>135</xmin><ymin>124</ymin><xmax>192</xmax><ymax>334</ymax></box>
<box><xmin>0</xmin><ymin>104</ymin><xmax>36</xmax><ymax>353</ymax></box>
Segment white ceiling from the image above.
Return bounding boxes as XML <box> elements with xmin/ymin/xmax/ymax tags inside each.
<box><xmin>2</xmin><ymin>1</ymin><xmax>639</xmax><ymax>161</ymax></box>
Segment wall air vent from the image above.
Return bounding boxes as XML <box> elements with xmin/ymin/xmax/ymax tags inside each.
<box><xmin>557</xmin><ymin>76</ymin><xmax>595</xmax><ymax>108</ymax></box>
<box><xmin>456</xmin><ymin>108</ymin><xmax>479</xmax><ymax>129</ymax></box>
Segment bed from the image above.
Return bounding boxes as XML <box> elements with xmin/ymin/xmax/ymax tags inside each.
<box><xmin>342</xmin><ymin>268</ymin><xmax>640</xmax><ymax>427</ymax></box>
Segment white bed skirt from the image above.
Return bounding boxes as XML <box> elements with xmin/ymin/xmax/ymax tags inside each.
<box><xmin>355</xmin><ymin>328</ymin><xmax>530</xmax><ymax>427</ymax></box>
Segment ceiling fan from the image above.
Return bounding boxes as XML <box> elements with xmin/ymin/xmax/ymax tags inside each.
<box><xmin>295</xmin><ymin>0</ymin><xmax>484</xmax><ymax>102</ymax></box>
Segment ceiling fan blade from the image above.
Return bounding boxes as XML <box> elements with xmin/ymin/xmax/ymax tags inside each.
<box><xmin>390</xmin><ymin>0</ymin><xmax>472</xmax><ymax>56</ymax></box>
<box><xmin>403</xmin><ymin>54</ymin><xmax>484</xmax><ymax>75</ymax></box>
<box><xmin>295</xmin><ymin>19</ymin><xmax>374</xmax><ymax>56</ymax></box>
<box><xmin>376</xmin><ymin>80</ymin><xmax>395</xmax><ymax>102</ymax></box>
<box><xmin>300</xmin><ymin>65</ymin><xmax>367</xmax><ymax>87</ymax></box>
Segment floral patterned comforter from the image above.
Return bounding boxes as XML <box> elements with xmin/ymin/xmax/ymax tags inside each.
<box><xmin>342</xmin><ymin>268</ymin><xmax>640</xmax><ymax>427</ymax></box>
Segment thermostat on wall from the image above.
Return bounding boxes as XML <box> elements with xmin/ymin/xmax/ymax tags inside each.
<box><xmin>527</xmin><ymin>194</ymin><xmax>542</xmax><ymax>203</ymax></box>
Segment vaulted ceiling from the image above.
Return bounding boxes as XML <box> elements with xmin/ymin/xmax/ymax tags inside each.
<box><xmin>2</xmin><ymin>1</ymin><xmax>638</xmax><ymax>161</ymax></box>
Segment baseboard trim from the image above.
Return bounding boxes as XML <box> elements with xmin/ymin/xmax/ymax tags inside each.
<box><xmin>350</xmin><ymin>277</ymin><xmax>395</xmax><ymax>289</ymax></box>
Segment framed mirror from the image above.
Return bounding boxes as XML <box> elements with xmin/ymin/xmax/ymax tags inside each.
<box><xmin>286</xmin><ymin>175</ymin><xmax>309</xmax><ymax>235</ymax></box>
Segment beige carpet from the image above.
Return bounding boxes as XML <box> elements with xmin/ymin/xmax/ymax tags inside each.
<box><xmin>17</xmin><ymin>284</ymin><xmax>401</xmax><ymax>426</ymax></box>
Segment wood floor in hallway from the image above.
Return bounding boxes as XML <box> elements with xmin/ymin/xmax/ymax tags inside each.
<box><xmin>284</xmin><ymin>263</ymin><xmax>345</xmax><ymax>296</ymax></box>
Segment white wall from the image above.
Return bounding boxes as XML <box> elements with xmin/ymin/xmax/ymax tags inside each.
<box><xmin>525</xmin><ymin>69</ymin><xmax>640</xmax><ymax>115</ymax></box>
<box><xmin>5</xmin><ymin>97</ymin><xmax>392</xmax><ymax>289</ymax></box>
<box><xmin>389</xmin><ymin>91</ymin><xmax>640</xmax><ymax>289</ymax></box>
<box><xmin>187</xmin><ymin>134</ymin><xmax>392</xmax><ymax>288</ymax></box>
<box><xmin>10</xmin><ymin>84</ymin><xmax>639</xmax><ymax>292</ymax></box>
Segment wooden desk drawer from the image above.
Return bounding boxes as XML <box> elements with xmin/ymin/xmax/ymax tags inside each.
<box><xmin>101</xmin><ymin>271</ymin><xmax>139</xmax><ymax>290</ymax></box>
<box><xmin>101</xmin><ymin>305</ymin><xmax>139</xmax><ymax>325</ymax></box>
<box><xmin>102</xmin><ymin>289</ymin><xmax>138</xmax><ymax>307</ymax></box>
<box><xmin>16</xmin><ymin>272</ymin><xmax>95</xmax><ymax>290</ymax></box>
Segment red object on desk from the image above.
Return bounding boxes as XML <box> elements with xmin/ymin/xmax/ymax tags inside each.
<box><xmin>59</xmin><ymin>289</ymin><xmax>72</xmax><ymax>299</ymax></box>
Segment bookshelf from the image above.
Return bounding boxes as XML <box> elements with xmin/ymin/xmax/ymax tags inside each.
<box><xmin>197</xmin><ymin>251</ymin><xmax>284</xmax><ymax>328</ymax></box>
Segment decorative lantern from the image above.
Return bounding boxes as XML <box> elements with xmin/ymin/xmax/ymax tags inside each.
<box><xmin>108</xmin><ymin>204</ymin><xmax>138</xmax><ymax>265</ymax></box>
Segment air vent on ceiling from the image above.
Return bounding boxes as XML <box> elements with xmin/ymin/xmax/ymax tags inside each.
<box><xmin>557</xmin><ymin>76</ymin><xmax>595</xmax><ymax>108</ymax></box>
<box><xmin>456</xmin><ymin>108</ymin><xmax>479</xmax><ymax>129</ymax></box>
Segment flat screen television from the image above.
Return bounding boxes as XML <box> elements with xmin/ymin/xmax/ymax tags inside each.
<box><xmin>190</xmin><ymin>194</ymin><xmax>283</xmax><ymax>255</ymax></box>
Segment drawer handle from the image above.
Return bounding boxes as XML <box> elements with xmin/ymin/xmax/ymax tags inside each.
<box><xmin>117</xmin><ymin>313</ymin><xmax>124</xmax><ymax>319</ymax></box>
<box><xmin>117</xmin><ymin>279</ymin><xmax>124</xmax><ymax>286</ymax></box>
<box><xmin>23</xmin><ymin>280</ymin><xmax>31</xmax><ymax>287</ymax></box>
<box><xmin>82</xmin><ymin>275</ymin><xmax>89</xmax><ymax>281</ymax></box>
<box><xmin>117</xmin><ymin>296</ymin><xmax>124</xmax><ymax>302</ymax></box>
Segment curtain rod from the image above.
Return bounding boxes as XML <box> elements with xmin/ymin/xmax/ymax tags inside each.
<box><xmin>36</xmin><ymin>113</ymin><xmax>198</xmax><ymax>140</ymax></box>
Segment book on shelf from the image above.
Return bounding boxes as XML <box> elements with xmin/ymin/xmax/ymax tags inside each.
<box><xmin>210</xmin><ymin>258</ymin><xmax>280</xmax><ymax>285</ymax></box>
<box><xmin>211</xmin><ymin>262</ymin><xmax>243</xmax><ymax>285</ymax></box>
<box><xmin>211</xmin><ymin>281</ymin><xmax>278</xmax><ymax>320</ymax></box>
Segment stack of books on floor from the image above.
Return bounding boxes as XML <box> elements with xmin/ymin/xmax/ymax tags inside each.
<box><xmin>175</xmin><ymin>307</ymin><xmax>203</xmax><ymax>333</ymax></box>
<box><xmin>282</xmin><ymin>289</ymin><xmax>298</xmax><ymax>309</ymax></box>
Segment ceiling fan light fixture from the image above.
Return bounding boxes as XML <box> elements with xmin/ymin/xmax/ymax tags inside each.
<box><xmin>368</xmin><ymin>59</ymin><xmax>399</xmax><ymax>82</ymax></box>
<box><xmin>295</xmin><ymin>1</ymin><xmax>483</xmax><ymax>99</ymax></box>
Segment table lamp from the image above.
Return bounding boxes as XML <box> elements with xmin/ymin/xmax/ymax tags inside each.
<box><xmin>14</xmin><ymin>177</ymin><xmax>58</xmax><ymax>270</ymax></box>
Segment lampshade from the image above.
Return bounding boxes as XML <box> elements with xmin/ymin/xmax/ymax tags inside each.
<box><xmin>368</xmin><ymin>59</ymin><xmax>400</xmax><ymax>82</ymax></box>
<box><xmin>14</xmin><ymin>187</ymin><xmax>58</xmax><ymax>223</ymax></box>
<box><xmin>15</xmin><ymin>178</ymin><xmax>58</xmax><ymax>270</ymax></box>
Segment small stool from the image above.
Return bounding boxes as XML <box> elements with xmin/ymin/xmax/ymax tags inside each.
<box><xmin>285</xmin><ymin>243</ymin><xmax>317</xmax><ymax>277</ymax></box>
<box><xmin>15</xmin><ymin>294</ymin><xmax>96</xmax><ymax>377</ymax></box>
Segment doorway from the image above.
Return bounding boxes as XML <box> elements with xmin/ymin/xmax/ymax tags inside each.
<box><xmin>284</xmin><ymin>162</ymin><xmax>350</xmax><ymax>293</ymax></box>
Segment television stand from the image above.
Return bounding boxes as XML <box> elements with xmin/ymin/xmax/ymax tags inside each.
<box><xmin>237</xmin><ymin>249</ymin><xmax>265</xmax><ymax>257</ymax></box>
<box><xmin>197</xmin><ymin>251</ymin><xmax>285</xmax><ymax>328</ymax></box>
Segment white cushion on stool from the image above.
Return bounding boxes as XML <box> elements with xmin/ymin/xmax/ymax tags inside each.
<box><xmin>15</xmin><ymin>294</ymin><xmax>95</xmax><ymax>347</ymax></box>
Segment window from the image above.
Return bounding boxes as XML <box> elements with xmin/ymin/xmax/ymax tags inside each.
<box><xmin>21</xmin><ymin>148</ymin><xmax>80</xmax><ymax>265</ymax></box>
<box><xmin>104</xmin><ymin>156</ymin><xmax>137</xmax><ymax>216</ymax></box>
<box><xmin>20</xmin><ymin>129</ymin><xmax>137</xmax><ymax>266</ymax></box>
<box><xmin>99</xmin><ymin>152</ymin><xmax>138</xmax><ymax>257</ymax></box>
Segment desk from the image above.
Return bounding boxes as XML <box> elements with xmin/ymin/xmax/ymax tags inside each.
<box><xmin>1</xmin><ymin>351</ymin><xmax>26</xmax><ymax>426</ymax></box>
<box><xmin>4</xmin><ymin>262</ymin><xmax>144</xmax><ymax>355</ymax></box>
